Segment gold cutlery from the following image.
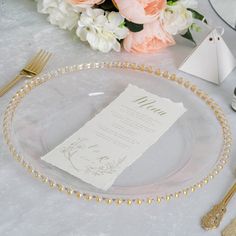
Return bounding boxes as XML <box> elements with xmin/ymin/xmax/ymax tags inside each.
<box><xmin>0</xmin><ymin>50</ymin><xmax>52</xmax><ymax>97</ymax></box>
<box><xmin>222</xmin><ymin>218</ymin><xmax>236</xmax><ymax>236</ymax></box>
<box><xmin>201</xmin><ymin>182</ymin><xmax>236</xmax><ymax>230</ymax></box>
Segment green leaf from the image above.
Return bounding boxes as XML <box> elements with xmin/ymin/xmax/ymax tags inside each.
<box><xmin>181</xmin><ymin>29</ymin><xmax>196</xmax><ymax>45</ymax></box>
<box><xmin>125</xmin><ymin>20</ymin><xmax>143</xmax><ymax>32</ymax></box>
<box><xmin>167</xmin><ymin>0</ymin><xmax>178</xmax><ymax>6</ymax></box>
<box><xmin>190</xmin><ymin>23</ymin><xmax>201</xmax><ymax>32</ymax></box>
<box><xmin>188</xmin><ymin>8</ymin><xmax>208</xmax><ymax>24</ymax></box>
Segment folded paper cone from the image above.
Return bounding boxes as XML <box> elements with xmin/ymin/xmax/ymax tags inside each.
<box><xmin>179</xmin><ymin>29</ymin><xmax>236</xmax><ymax>84</ymax></box>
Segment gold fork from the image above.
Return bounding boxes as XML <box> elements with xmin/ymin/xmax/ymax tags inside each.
<box><xmin>201</xmin><ymin>182</ymin><xmax>236</xmax><ymax>230</ymax></box>
<box><xmin>0</xmin><ymin>50</ymin><xmax>52</xmax><ymax>97</ymax></box>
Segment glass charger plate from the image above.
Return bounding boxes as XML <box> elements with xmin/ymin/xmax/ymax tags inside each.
<box><xmin>3</xmin><ymin>62</ymin><xmax>232</xmax><ymax>204</ymax></box>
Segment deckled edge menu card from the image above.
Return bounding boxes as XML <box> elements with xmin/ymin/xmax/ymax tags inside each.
<box><xmin>41</xmin><ymin>84</ymin><xmax>187</xmax><ymax>190</ymax></box>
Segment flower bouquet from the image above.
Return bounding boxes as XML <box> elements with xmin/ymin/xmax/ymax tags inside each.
<box><xmin>35</xmin><ymin>0</ymin><xmax>207</xmax><ymax>53</ymax></box>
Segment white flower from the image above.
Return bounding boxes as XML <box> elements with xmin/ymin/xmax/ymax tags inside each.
<box><xmin>36</xmin><ymin>0</ymin><xmax>82</xmax><ymax>30</ymax></box>
<box><xmin>161</xmin><ymin>2</ymin><xmax>193</xmax><ymax>35</ymax></box>
<box><xmin>69</xmin><ymin>0</ymin><xmax>105</xmax><ymax>8</ymax></box>
<box><xmin>179</xmin><ymin>0</ymin><xmax>198</xmax><ymax>9</ymax></box>
<box><xmin>76</xmin><ymin>8</ymin><xmax>129</xmax><ymax>52</ymax></box>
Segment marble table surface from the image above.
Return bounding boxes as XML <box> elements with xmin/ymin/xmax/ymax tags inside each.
<box><xmin>0</xmin><ymin>1</ymin><xmax>236</xmax><ymax>235</ymax></box>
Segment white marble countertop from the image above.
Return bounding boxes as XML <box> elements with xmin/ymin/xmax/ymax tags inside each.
<box><xmin>0</xmin><ymin>1</ymin><xmax>236</xmax><ymax>235</ymax></box>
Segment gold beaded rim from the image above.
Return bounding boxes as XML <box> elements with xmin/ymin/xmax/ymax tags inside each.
<box><xmin>2</xmin><ymin>61</ymin><xmax>232</xmax><ymax>205</ymax></box>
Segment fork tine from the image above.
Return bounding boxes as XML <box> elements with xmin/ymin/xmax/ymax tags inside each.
<box><xmin>31</xmin><ymin>50</ymin><xmax>47</xmax><ymax>72</ymax></box>
<box><xmin>33</xmin><ymin>52</ymin><xmax>52</xmax><ymax>74</ymax></box>
<box><xmin>24</xmin><ymin>49</ymin><xmax>44</xmax><ymax>71</ymax></box>
<box><xmin>41</xmin><ymin>52</ymin><xmax>52</xmax><ymax>68</ymax></box>
<box><xmin>38</xmin><ymin>53</ymin><xmax>52</xmax><ymax>73</ymax></box>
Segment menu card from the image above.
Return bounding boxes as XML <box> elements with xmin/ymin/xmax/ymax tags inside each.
<box><xmin>41</xmin><ymin>84</ymin><xmax>186</xmax><ymax>190</ymax></box>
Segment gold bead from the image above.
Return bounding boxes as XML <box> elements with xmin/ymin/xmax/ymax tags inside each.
<box><xmin>66</xmin><ymin>188</ymin><xmax>73</xmax><ymax>195</ymax></box>
<box><xmin>170</xmin><ymin>74</ymin><xmax>176</xmax><ymax>81</ymax></box>
<box><xmin>48</xmin><ymin>180</ymin><xmax>55</xmax><ymax>188</ymax></box>
<box><xmin>130</xmin><ymin>63</ymin><xmax>137</xmax><ymax>69</ymax></box>
<box><xmin>196</xmin><ymin>89</ymin><xmax>203</xmax><ymax>96</ymax></box>
<box><xmin>197</xmin><ymin>183</ymin><xmax>202</xmax><ymax>188</ymax></box>
<box><xmin>155</xmin><ymin>69</ymin><xmax>161</xmax><ymax>76</ymax></box>
<box><xmin>96</xmin><ymin>196</ymin><xmax>102</xmax><ymax>202</ymax></box>
<box><xmin>27</xmin><ymin>165</ymin><xmax>32</xmax><ymax>173</ymax></box>
<box><xmin>106</xmin><ymin>198</ymin><xmax>113</xmax><ymax>204</ymax></box>
<box><xmin>175</xmin><ymin>193</ymin><xmax>179</xmax><ymax>198</ymax></box>
<box><xmin>162</xmin><ymin>71</ymin><xmax>169</xmax><ymax>78</ymax></box>
<box><xmin>76</xmin><ymin>192</ymin><xmax>82</xmax><ymax>199</ymax></box>
<box><xmin>146</xmin><ymin>66</ymin><xmax>153</xmax><ymax>73</ymax></box>
<box><xmin>139</xmin><ymin>64</ymin><xmax>145</xmax><ymax>71</ymax></box>
<box><xmin>200</xmin><ymin>93</ymin><xmax>207</xmax><ymax>100</ymax></box>
<box><xmin>184</xmin><ymin>81</ymin><xmax>190</xmax><ymax>88</ymax></box>
<box><xmin>40</xmin><ymin>175</ymin><xmax>47</xmax><ymax>183</ymax></box>
<box><xmin>33</xmin><ymin>171</ymin><xmax>39</xmax><ymax>178</ymax></box>
<box><xmin>223</xmin><ymin>153</ymin><xmax>230</xmax><ymax>159</ymax></box>
<box><xmin>147</xmin><ymin>198</ymin><xmax>153</xmax><ymax>204</ymax></box>
<box><xmin>116</xmin><ymin>199</ymin><xmax>123</xmax><ymax>205</ymax></box>
<box><xmin>217</xmin><ymin>164</ymin><xmax>223</xmax><ymax>170</ymax></box>
<box><xmin>220</xmin><ymin>159</ymin><xmax>226</xmax><ymax>165</ymax></box>
<box><xmin>85</xmin><ymin>194</ymin><xmax>93</xmax><ymax>201</ymax></box>
<box><xmin>137</xmin><ymin>64</ymin><xmax>144</xmax><ymax>71</ymax></box>
<box><xmin>209</xmin><ymin>174</ymin><xmax>214</xmax><ymax>180</ymax></box>
<box><xmin>136</xmin><ymin>199</ymin><xmax>142</xmax><ymax>205</ymax></box>
<box><xmin>157</xmin><ymin>197</ymin><xmax>162</xmax><ymax>203</ymax></box>
<box><xmin>57</xmin><ymin>184</ymin><xmax>64</xmax><ymax>192</ymax></box>
<box><xmin>22</xmin><ymin>161</ymin><xmax>27</xmax><ymax>168</ymax></box>
<box><xmin>191</xmin><ymin>187</ymin><xmax>195</xmax><ymax>192</ymax></box>
<box><xmin>127</xmin><ymin>199</ymin><xmax>132</xmax><ymax>205</ymax></box>
<box><xmin>207</xmin><ymin>99</ymin><xmax>214</xmax><ymax>105</ymax></box>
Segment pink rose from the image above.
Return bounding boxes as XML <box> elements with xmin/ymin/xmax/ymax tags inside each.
<box><xmin>68</xmin><ymin>0</ymin><xmax>104</xmax><ymax>6</ymax></box>
<box><xmin>113</xmin><ymin>0</ymin><xmax>166</xmax><ymax>24</ymax></box>
<box><xmin>123</xmin><ymin>20</ymin><xmax>175</xmax><ymax>53</ymax></box>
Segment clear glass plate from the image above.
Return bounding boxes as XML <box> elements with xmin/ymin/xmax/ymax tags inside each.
<box><xmin>8</xmin><ymin>64</ymin><xmax>229</xmax><ymax>200</ymax></box>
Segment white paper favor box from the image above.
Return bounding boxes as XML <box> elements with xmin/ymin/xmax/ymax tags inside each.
<box><xmin>179</xmin><ymin>29</ymin><xmax>236</xmax><ymax>84</ymax></box>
